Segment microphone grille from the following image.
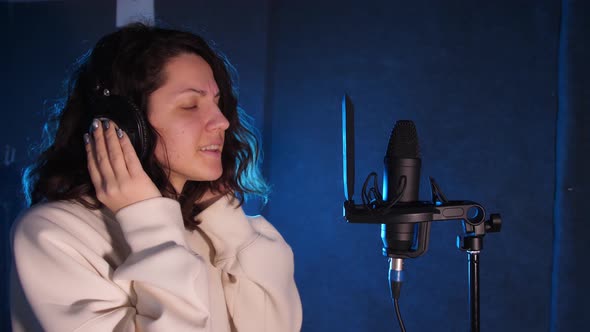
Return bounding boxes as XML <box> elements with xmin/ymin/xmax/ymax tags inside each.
<box><xmin>387</xmin><ymin>120</ymin><xmax>420</xmax><ymax>158</ymax></box>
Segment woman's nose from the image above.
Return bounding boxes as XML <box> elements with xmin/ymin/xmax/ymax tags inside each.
<box><xmin>208</xmin><ymin>104</ymin><xmax>230</xmax><ymax>132</ymax></box>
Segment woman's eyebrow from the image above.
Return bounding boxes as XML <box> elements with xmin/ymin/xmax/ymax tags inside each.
<box><xmin>177</xmin><ymin>88</ymin><xmax>206</xmax><ymax>96</ymax></box>
<box><xmin>177</xmin><ymin>88</ymin><xmax>220</xmax><ymax>97</ymax></box>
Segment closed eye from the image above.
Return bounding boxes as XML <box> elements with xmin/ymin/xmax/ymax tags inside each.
<box><xmin>181</xmin><ymin>105</ymin><xmax>197</xmax><ymax>110</ymax></box>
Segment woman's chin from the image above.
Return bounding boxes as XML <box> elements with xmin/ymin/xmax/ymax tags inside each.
<box><xmin>193</xmin><ymin>169</ymin><xmax>223</xmax><ymax>182</ymax></box>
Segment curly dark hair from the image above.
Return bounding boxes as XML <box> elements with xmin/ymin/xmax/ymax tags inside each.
<box><xmin>22</xmin><ymin>22</ymin><xmax>269</xmax><ymax>230</ymax></box>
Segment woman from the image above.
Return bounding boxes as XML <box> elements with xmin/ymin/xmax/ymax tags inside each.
<box><xmin>10</xmin><ymin>22</ymin><xmax>302</xmax><ymax>331</ymax></box>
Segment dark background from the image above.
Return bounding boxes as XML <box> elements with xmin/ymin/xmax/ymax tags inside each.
<box><xmin>1</xmin><ymin>1</ymin><xmax>588</xmax><ymax>331</ymax></box>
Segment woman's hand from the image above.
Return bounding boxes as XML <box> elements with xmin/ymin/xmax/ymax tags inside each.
<box><xmin>84</xmin><ymin>118</ymin><xmax>161</xmax><ymax>214</ymax></box>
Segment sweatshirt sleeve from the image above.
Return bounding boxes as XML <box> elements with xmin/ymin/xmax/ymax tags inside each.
<box><xmin>11</xmin><ymin>198</ymin><xmax>212</xmax><ymax>332</ymax></box>
<box><xmin>196</xmin><ymin>196</ymin><xmax>303</xmax><ymax>332</ymax></box>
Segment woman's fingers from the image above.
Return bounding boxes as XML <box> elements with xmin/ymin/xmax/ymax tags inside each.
<box><xmin>88</xmin><ymin>118</ymin><xmax>136</xmax><ymax>181</ymax></box>
<box><xmin>90</xmin><ymin>118</ymin><xmax>116</xmax><ymax>183</ymax></box>
<box><xmin>100</xmin><ymin>119</ymin><xmax>129</xmax><ymax>180</ymax></box>
<box><xmin>116</xmin><ymin>127</ymin><xmax>144</xmax><ymax>177</ymax></box>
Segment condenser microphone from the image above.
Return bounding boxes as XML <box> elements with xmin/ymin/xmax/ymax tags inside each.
<box><xmin>381</xmin><ymin>120</ymin><xmax>421</xmax><ymax>309</ymax></box>
<box><xmin>381</xmin><ymin>120</ymin><xmax>421</xmax><ymax>256</ymax></box>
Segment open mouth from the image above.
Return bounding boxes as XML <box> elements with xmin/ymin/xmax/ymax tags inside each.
<box><xmin>199</xmin><ymin>144</ymin><xmax>222</xmax><ymax>153</ymax></box>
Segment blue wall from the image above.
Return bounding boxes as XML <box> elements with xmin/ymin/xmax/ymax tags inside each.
<box><xmin>2</xmin><ymin>1</ymin><xmax>586</xmax><ymax>331</ymax></box>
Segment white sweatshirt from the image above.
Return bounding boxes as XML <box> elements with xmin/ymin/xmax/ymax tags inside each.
<box><xmin>10</xmin><ymin>195</ymin><xmax>302</xmax><ymax>331</ymax></box>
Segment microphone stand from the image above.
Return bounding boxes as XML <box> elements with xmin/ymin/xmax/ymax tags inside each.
<box><xmin>469</xmin><ymin>250</ymin><xmax>480</xmax><ymax>332</ymax></box>
<box><xmin>457</xmin><ymin>211</ymin><xmax>502</xmax><ymax>332</ymax></box>
<box><xmin>343</xmin><ymin>178</ymin><xmax>502</xmax><ymax>332</ymax></box>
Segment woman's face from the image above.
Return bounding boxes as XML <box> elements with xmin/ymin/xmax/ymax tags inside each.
<box><xmin>147</xmin><ymin>53</ymin><xmax>230</xmax><ymax>192</ymax></box>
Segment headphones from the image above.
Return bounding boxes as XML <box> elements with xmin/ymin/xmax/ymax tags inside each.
<box><xmin>89</xmin><ymin>87</ymin><xmax>149</xmax><ymax>161</ymax></box>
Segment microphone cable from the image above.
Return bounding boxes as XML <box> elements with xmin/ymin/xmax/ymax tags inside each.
<box><xmin>361</xmin><ymin>172</ymin><xmax>383</xmax><ymax>209</ymax></box>
<box><xmin>361</xmin><ymin>173</ymin><xmax>407</xmax><ymax>211</ymax></box>
<box><xmin>389</xmin><ymin>257</ymin><xmax>407</xmax><ymax>332</ymax></box>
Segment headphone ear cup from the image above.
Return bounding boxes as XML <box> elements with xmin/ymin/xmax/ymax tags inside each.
<box><xmin>90</xmin><ymin>95</ymin><xmax>149</xmax><ymax>160</ymax></box>
<box><xmin>126</xmin><ymin>99</ymin><xmax>149</xmax><ymax>161</ymax></box>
